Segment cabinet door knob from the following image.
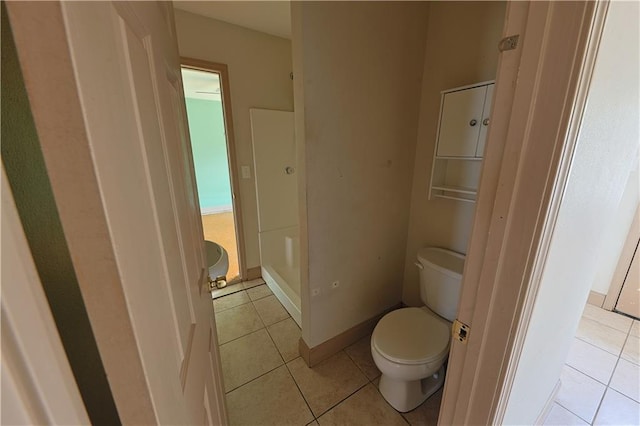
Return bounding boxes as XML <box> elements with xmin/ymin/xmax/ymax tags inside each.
<box><xmin>469</xmin><ymin>119</ymin><xmax>478</xmax><ymax>127</ymax></box>
<box><xmin>483</xmin><ymin>118</ymin><xmax>490</xmax><ymax>126</ymax></box>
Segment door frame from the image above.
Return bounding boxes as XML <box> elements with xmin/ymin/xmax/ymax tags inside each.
<box><xmin>438</xmin><ymin>1</ymin><xmax>606</xmax><ymax>424</ymax></box>
<box><xmin>181</xmin><ymin>57</ymin><xmax>247</xmax><ymax>282</ymax></box>
<box><xmin>604</xmin><ymin>205</ymin><xmax>640</xmax><ymax>310</ymax></box>
<box><xmin>2</xmin><ymin>166</ymin><xmax>91</xmax><ymax>425</ymax></box>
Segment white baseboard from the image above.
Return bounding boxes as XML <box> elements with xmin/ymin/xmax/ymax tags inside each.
<box><xmin>535</xmin><ymin>380</ymin><xmax>561</xmax><ymax>425</ymax></box>
<box><xmin>201</xmin><ymin>205</ymin><xmax>232</xmax><ymax>215</ymax></box>
<box><xmin>587</xmin><ymin>290</ymin><xmax>606</xmax><ymax>308</ymax></box>
<box><xmin>261</xmin><ymin>266</ymin><xmax>301</xmax><ymax>327</ymax></box>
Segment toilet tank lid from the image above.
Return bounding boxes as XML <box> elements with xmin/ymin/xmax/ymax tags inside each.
<box><xmin>417</xmin><ymin>247</ymin><xmax>465</xmax><ymax>278</ymax></box>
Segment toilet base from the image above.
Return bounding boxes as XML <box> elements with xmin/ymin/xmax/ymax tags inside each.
<box><xmin>378</xmin><ymin>366</ymin><xmax>445</xmax><ymax>413</ymax></box>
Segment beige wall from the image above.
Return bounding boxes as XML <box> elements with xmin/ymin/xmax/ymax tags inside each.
<box><xmin>587</xmin><ymin>0</ymin><xmax>640</xmax><ymax>296</ymax></box>
<box><xmin>174</xmin><ymin>9</ymin><xmax>294</xmax><ymax>268</ymax></box>
<box><xmin>591</xmin><ymin>164</ymin><xmax>639</xmax><ymax>296</ymax></box>
<box><xmin>402</xmin><ymin>2</ymin><xmax>506</xmax><ymax>306</ymax></box>
<box><xmin>503</xmin><ymin>1</ymin><xmax>640</xmax><ymax>423</ymax></box>
<box><xmin>292</xmin><ymin>1</ymin><xmax>430</xmax><ymax>347</ymax></box>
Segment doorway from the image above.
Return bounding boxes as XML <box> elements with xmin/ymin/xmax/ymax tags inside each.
<box><xmin>479</xmin><ymin>1</ymin><xmax>639</xmax><ymax>424</ymax></box>
<box><xmin>180</xmin><ymin>60</ymin><xmax>245</xmax><ymax>283</ymax></box>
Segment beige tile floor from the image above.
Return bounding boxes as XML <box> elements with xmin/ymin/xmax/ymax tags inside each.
<box><xmin>213</xmin><ymin>282</ymin><xmax>441</xmax><ymax>425</ymax></box>
<box><xmin>544</xmin><ymin>304</ymin><xmax>640</xmax><ymax>425</ymax></box>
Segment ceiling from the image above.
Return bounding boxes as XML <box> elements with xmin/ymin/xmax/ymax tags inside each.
<box><xmin>181</xmin><ymin>68</ymin><xmax>222</xmax><ymax>101</ymax></box>
<box><xmin>173</xmin><ymin>1</ymin><xmax>291</xmax><ymax>39</ymax></box>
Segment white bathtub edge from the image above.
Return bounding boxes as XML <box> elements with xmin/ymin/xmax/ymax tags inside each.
<box><xmin>261</xmin><ymin>266</ymin><xmax>301</xmax><ymax>328</ymax></box>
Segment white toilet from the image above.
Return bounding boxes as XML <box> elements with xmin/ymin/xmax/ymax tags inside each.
<box><xmin>371</xmin><ymin>247</ymin><xmax>465</xmax><ymax>412</ymax></box>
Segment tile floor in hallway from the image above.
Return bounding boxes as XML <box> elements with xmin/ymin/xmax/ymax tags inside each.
<box><xmin>213</xmin><ymin>280</ymin><xmax>441</xmax><ymax>426</ymax></box>
<box><xmin>544</xmin><ymin>304</ymin><xmax>640</xmax><ymax>426</ymax></box>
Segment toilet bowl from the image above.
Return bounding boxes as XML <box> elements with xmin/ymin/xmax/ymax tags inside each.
<box><xmin>205</xmin><ymin>240</ymin><xmax>229</xmax><ymax>281</ymax></box>
<box><xmin>371</xmin><ymin>247</ymin><xmax>465</xmax><ymax>412</ymax></box>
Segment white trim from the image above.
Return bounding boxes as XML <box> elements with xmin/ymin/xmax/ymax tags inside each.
<box><xmin>201</xmin><ymin>205</ymin><xmax>233</xmax><ymax>215</ymax></box>
<box><xmin>261</xmin><ymin>265</ymin><xmax>302</xmax><ymax>327</ymax></box>
<box><xmin>534</xmin><ymin>380</ymin><xmax>561</xmax><ymax>425</ymax></box>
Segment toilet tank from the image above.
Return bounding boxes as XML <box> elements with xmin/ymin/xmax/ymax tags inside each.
<box><xmin>417</xmin><ymin>247</ymin><xmax>465</xmax><ymax>322</ymax></box>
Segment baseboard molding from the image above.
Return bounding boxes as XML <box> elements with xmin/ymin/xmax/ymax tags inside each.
<box><xmin>299</xmin><ymin>303</ymin><xmax>402</xmax><ymax>367</ymax></box>
<box><xmin>535</xmin><ymin>380</ymin><xmax>561</xmax><ymax>425</ymax></box>
<box><xmin>587</xmin><ymin>290</ymin><xmax>606</xmax><ymax>308</ymax></box>
<box><xmin>245</xmin><ymin>266</ymin><xmax>262</xmax><ymax>281</ymax></box>
<box><xmin>201</xmin><ymin>206</ymin><xmax>233</xmax><ymax>215</ymax></box>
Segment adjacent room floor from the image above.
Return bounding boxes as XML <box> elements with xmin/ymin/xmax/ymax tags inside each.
<box><xmin>212</xmin><ymin>280</ymin><xmax>440</xmax><ymax>425</ymax></box>
<box><xmin>544</xmin><ymin>305</ymin><xmax>639</xmax><ymax>425</ymax></box>
<box><xmin>202</xmin><ymin>212</ymin><xmax>239</xmax><ymax>282</ymax></box>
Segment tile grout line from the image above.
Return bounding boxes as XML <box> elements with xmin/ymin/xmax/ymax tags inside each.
<box><xmin>257</xmin><ymin>298</ymin><xmax>316</xmax><ymax>422</ymax></box>
<box><xmin>213</xmin><ymin>283</ymin><xmax>273</xmax><ymax>313</ymax></box>
<box><xmin>268</xmin><ymin>314</ymin><xmax>299</xmax><ymax>329</ymax></box>
<box><xmin>564</xmin><ymin>313</ymin><xmax>637</xmax><ymax>425</ymax></box>
<box><xmin>580</xmin><ymin>315</ymin><xmax>633</xmax><ymax>335</ymax></box>
<box><xmin>565</xmin><ymin>346</ymin><xmax>620</xmax><ymax>387</ymax></box>
<box><xmin>342</xmin><ymin>337</ymin><xmax>410</xmax><ymax>424</ymax></box>
<box><xmin>213</xmin><ymin>285</ymin><xmax>277</xmax><ymax>344</ymax></box>
<box><xmin>218</xmin><ymin>299</ymin><xmax>291</xmax><ymax>352</ymax></box>
<box><xmin>343</xmin><ymin>345</ymin><xmax>371</xmax><ymax>381</ymax></box>
<box><xmin>282</xmin><ymin>359</ymin><xmax>318</xmax><ymax>422</ymax></box>
<box><xmin>311</xmin><ymin>369</ymin><xmax>370</xmax><ymax>420</ymax></box>
<box><xmin>574</xmin><ymin>335</ymin><xmax>624</xmax><ymax>358</ymax></box>
<box><xmin>557</xmin><ymin>364</ymin><xmax>608</xmax><ymax>424</ymax></box>
<box><xmin>213</xmin><ymin>296</ymin><xmax>252</xmax><ymax>314</ymax></box>
<box><xmin>212</xmin><ymin>285</ymin><xmax>245</xmax><ymax>300</ymax></box>
<box><xmin>214</xmin><ymin>280</ymin><xmax>267</xmax><ymax>301</ymax></box>
<box><xmin>218</xmin><ymin>321</ymin><xmax>266</xmax><ymax>347</ymax></box>
<box><xmin>553</xmin><ymin>400</ymin><xmax>592</xmax><ymax>425</ymax></box>
<box><xmin>262</xmin><ymin>311</ymin><xmax>292</xmax><ymax>366</ymax></box>
<box><xmin>223</xmin><ymin>361</ymin><xmax>286</xmax><ymax>395</ymax></box>
<box><xmin>603</xmin><ymin>387</ymin><xmax>640</xmax><ymax>405</ymax></box>
<box><xmin>553</xmin><ymin>311</ymin><xmax>639</xmax><ymax>425</ymax></box>
<box><xmin>219</xmin><ymin>293</ymin><xmax>290</xmax><ymax>393</ymax></box>
<box><xmin>251</xmin><ymin>293</ymin><xmax>290</xmax><ymax>328</ymax></box>
<box><xmin>590</xmin><ymin>329</ymin><xmax>635</xmax><ymax>424</ymax></box>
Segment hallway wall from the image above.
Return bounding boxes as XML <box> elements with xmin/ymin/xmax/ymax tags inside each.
<box><xmin>292</xmin><ymin>1</ymin><xmax>430</xmax><ymax>347</ymax></box>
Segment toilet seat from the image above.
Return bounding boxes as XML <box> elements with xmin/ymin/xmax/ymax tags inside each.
<box><xmin>372</xmin><ymin>307</ymin><xmax>450</xmax><ymax>365</ymax></box>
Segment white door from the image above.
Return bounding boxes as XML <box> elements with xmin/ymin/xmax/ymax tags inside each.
<box><xmin>436</xmin><ymin>85</ymin><xmax>487</xmax><ymax>157</ymax></box>
<box><xmin>57</xmin><ymin>2</ymin><xmax>225</xmax><ymax>423</ymax></box>
<box><xmin>475</xmin><ymin>83</ymin><xmax>495</xmax><ymax>157</ymax></box>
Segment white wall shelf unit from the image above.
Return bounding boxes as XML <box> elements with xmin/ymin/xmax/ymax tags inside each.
<box><xmin>429</xmin><ymin>81</ymin><xmax>495</xmax><ymax>202</ymax></box>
